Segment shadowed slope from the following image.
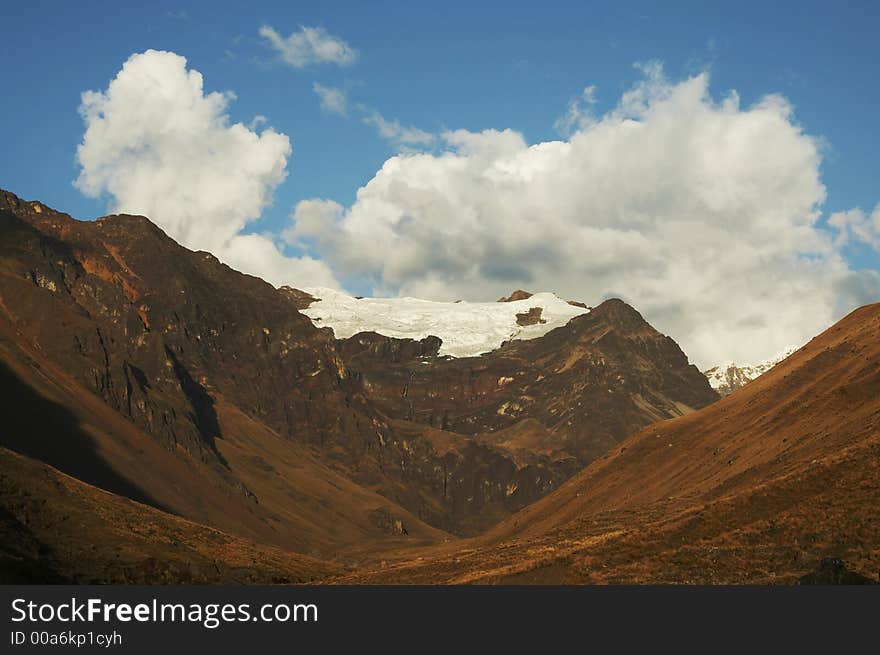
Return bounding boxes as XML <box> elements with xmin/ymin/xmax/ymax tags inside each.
<box><xmin>0</xmin><ymin>357</ymin><xmax>164</xmax><ymax>510</ymax></box>
<box><xmin>0</xmin><ymin>448</ymin><xmax>338</xmax><ymax>584</ymax></box>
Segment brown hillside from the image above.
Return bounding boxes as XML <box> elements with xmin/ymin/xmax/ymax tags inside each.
<box><xmin>336</xmin><ymin>303</ymin><xmax>880</xmax><ymax>583</ymax></box>
<box><xmin>0</xmin><ymin>447</ymin><xmax>337</xmax><ymax>584</ymax></box>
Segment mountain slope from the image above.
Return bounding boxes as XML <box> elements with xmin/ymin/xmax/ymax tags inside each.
<box><xmin>0</xmin><ymin>304</ymin><xmax>446</xmax><ymax>556</ymax></box>
<box><xmin>0</xmin><ymin>190</ymin><xmax>449</xmax><ymax>546</ymax></box>
<box><xmin>0</xmin><ymin>447</ymin><xmax>338</xmax><ymax>584</ymax></box>
<box><xmin>337</xmin><ymin>302</ymin><xmax>880</xmax><ymax>583</ymax></box>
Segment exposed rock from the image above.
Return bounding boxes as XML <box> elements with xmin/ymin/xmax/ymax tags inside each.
<box><xmin>278</xmin><ymin>285</ymin><xmax>319</xmax><ymax>310</ymax></box>
<box><xmin>497</xmin><ymin>289</ymin><xmax>533</xmax><ymax>302</ymax></box>
<box><xmin>515</xmin><ymin>306</ymin><xmax>546</xmax><ymax>326</ymax></box>
<box><xmin>339</xmin><ymin>332</ymin><xmax>442</xmax><ymax>364</ymax></box>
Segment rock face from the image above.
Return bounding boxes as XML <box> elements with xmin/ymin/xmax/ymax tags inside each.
<box><xmin>498</xmin><ymin>289</ymin><xmax>533</xmax><ymax>302</ymax></box>
<box><xmin>0</xmin><ymin>188</ymin><xmax>717</xmax><ymax>539</ymax></box>
<box><xmin>515</xmin><ymin>306</ymin><xmax>546</xmax><ymax>326</ymax></box>
<box><xmin>278</xmin><ymin>285</ymin><xmax>319</xmax><ymax>310</ymax></box>
<box><xmin>344</xmin><ymin>297</ymin><xmax>719</xmax><ymax>472</ymax></box>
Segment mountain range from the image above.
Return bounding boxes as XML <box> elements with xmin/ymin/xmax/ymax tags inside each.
<box><xmin>0</xmin><ymin>188</ymin><xmax>876</xmax><ymax>584</ymax></box>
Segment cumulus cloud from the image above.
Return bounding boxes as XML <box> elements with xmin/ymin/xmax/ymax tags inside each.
<box><xmin>362</xmin><ymin>110</ymin><xmax>434</xmax><ymax>148</ymax></box>
<box><xmin>828</xmin><ymin>205</ymin><xmax>880</xmax><ymax>252</ymax></box>
<box><xmin>259</xmin><ymin>25</ymin><xmax>356</xmax><ymax>68</ymax></box>
<box><xmin>313</xmin><ymin>83</ymin><xmax>348</xmax><ymax>116</ymax></box>
<box><xmin>75</xmin><ymin>49</ymin><xmax>338</xmax><ymax>289</ymax></box>
<box><xmin>289</xmin><ymin>63</ymin><xmax>879</xmax><ymax>366</ymax></box>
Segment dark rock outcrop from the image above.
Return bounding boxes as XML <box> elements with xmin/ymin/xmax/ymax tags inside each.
<box><xmin>278</xmin><ymin>285</ymin><xmax>319</xmax><ymax>310</ymax></box>
<box><xmin>515</xmin><ymin>306</ymin><xmax>546</xmax><ymax>326</ymax></box>
<box><xmin>498</xmin><ymin>289</ymin><xmax>533</xmax><ymax>302</ymax></box>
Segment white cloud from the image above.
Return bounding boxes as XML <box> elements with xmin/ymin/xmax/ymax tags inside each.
<box><xmin>75</xmin><ymin>49</ymin><xmax>339</xmax><ymax>289</ymax></box>
<box><xmin>259</xmin><ymin>24</ymin><xmax>356</xmax><ymax>68</ymax></box>
<box><xmin>249</xmin><ymin>114</ymin><xmax>268</xmax><ymax>129</ymax></box>
<box><xmin>289</xmin><ymin>63</ymin><xmax>879</xmax><ymax>367</ymax></box>
<box><xmin>220</xmin><ymin>234</ymin><xmax>338</xmax><ymax>288</ymax></box>
<box><xmin>284</xmin><ymin>198</ymin><xmax>344</xmax><ymax>249</ymax></box>
<box><xmin>363</xmin><ymin>110</ymin><xmax>434</xmax><ymax>148</ymax></box>
<box><xmin>554</xmin><ymin>85</ymin><xmax>597</xmax><ymax>136</ymax></box>
<box><xmin>828</xmin><ymin>205</ymin><xmax>880</xmax><ymax>252</ymax></box>
<box><xmin>313</xmin><ymin>83</ymin><xmax>348</xmax><ymax>116</ymax></box>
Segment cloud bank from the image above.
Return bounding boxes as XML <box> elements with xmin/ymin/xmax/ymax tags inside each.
<box><xmin>259</xmin><ymin>25</ymin><xmax>356</xmax><ymax>68</ymax></box>
<box><xmin>75</xmin><ymin>49</ymin><xmax>338</xmax><ymax>288</ymax></box>
<box><xmin>288</xmin><ymin>63</ymin><xmax>879</xmax><ymax>366</ymax></box>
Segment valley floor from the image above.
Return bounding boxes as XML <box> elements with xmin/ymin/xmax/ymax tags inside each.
<box><xmin>3</xmin><ymin>426</ymin><xmax>878</xmax><ymax>585</ymax></box>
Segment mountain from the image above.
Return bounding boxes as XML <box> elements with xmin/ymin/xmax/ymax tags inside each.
<box><xmin>0</xmin><ymin>189</ymin><xmax>449</xmax><ymax>555</ymax></box>
<box><xmin>703</xmin><ymin>345</ymin><xmax>797</xmax><ymax>396</ymax></box>
<box><xmin>0</xmin><ymin>187</ymin><xmax>717</xmax><ymax>569</ymax></box>
<box><xmin>340</xmin><ymin>296</ymin><xmax>717</xmax><ymax>464</ymax></box>
<box><xmin>335</xmin><ymin>295</ymin><xmax>718</xmax><ymax>533</ymax></box>
<box><xmin>338</xmin><ymin>301</ymin><xmax>880</xmax><ymax>584</ymax></box>
<box><xmin>2</xmin><ymin>187</ymin><xmax>876</xmax><ymax>585</ymax></box>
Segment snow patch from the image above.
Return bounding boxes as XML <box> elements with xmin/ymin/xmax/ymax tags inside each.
<box><xmin>300</xmin><ymin>287</ymin><xmax>590</xmax><ymax>358</ymax></box>
<box><xmin>704</xmin><ymin>345</ymin><xmax>798</xmax><ymax>393</ymax></box>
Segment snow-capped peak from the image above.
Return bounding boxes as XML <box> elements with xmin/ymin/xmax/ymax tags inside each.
<box><xmin>703</xmin><ymin>345</ymin><xmax>798</xmax><ymax>396</ymax></box>
<box><xmin>299</xmin><ymin>287</ymin><xmax>590</xmax><ymax>358</ymax></box>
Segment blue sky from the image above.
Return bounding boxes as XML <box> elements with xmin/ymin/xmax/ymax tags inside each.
<box><xmin>2</xmin><ymin>1</ymin><xmax>877</xmax><ymax>227</ymax></box>
<box><xmin>1</xmin><ymin>1</ymin><xmax>878</xmax><ymax>364</ymax></box>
